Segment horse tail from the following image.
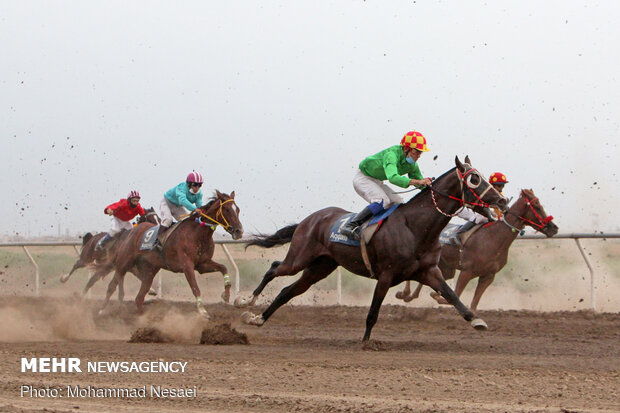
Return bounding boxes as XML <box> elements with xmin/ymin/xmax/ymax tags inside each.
<box><xmin>82</xmin><ymin>232</ymin><xmax>93</xmax><ymax>245</ymax></box>
<box><xmin>245</xmin><ymin>224</ymin><xmax>299</xmax><ymax>249</ymax></box>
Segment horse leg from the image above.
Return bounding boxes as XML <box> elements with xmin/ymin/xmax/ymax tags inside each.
<box><xmin>196</xmin><ymin>260</ymin><xmax>231</xmax><ymax>303</ymax></box>
<box><xmin>82</xmin><ymin>267</ymin><xmax>110</xmax><ymax>295</ymax></box>
<box><xmin>181</xmin><ymin>267</ymin><xmax>209</xmax><ymax>317</ymax></box>
<box><xmin>422</xmin><ymin>266</ymin><xmax>487</xmax><ymax>330</ymax></box>
<box><xmin>99</xmin><ymin>270</ymin><xmax>125</xmax><ymax>315</ymax></box>
<box><xmin>117</xmin><ymin>275</ymin><xmax>125</xmax><ymax>302</ymax></box>
<box><xmin>396</xmin><ymin>281</ymin><xmax>423</xmax><ymax>302</ymax></box>
<box><xmin>362</xmin><ymin>273</ymin><xmax>394</xmax><ymax>342</ymax></box>
<box><xmin>134</xmin><ymin>270</ymin><xmax>158</xmax><ymax>314</ymax></box>
<box><xmin>234</xmin><ymin>260</ymin><xmax>281</xmax><ymax>308</ymax></box>
<box><xmin>405</xmin><ymin>282</ymin><xmax>424</xmax><ymax>302</ymax></box>
<box><xmin>395</xmin><ymin>280</ymin><xmax>411</xmax><ymax>300</ymax></box>
<box><xmin>431</xmin><ymin>266</ymin><xmax>459</xmax><ymax>305</ymax></box>
<box><xmin>61</xmin><ymin>259</ymin><xmax>84</xmax><ymax>283</ymax></box>
<box><xmin>241</xmin><ymin>257</ymin><xmax>337</xmax><ymax>326</ymax></box>
<box><xmin>470</xmin><ymin>274</ymin><xmax>495</xmax><ymax>311</ymax></box>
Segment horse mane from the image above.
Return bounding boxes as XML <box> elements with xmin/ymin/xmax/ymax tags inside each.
<box><xmin>405</xmin><ymin>166</ymin><xmax>457</xmax><ymax>204</ymax></box>
<box><xmin>198</xmin><ymin>190</ymin><xmax>228</xmax><ymax>211</ymax></box>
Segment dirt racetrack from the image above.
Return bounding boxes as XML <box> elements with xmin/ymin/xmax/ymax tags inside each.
<box><xmin>0</xmin><ymin>296</ymin><xmax>618</xmax><ymax>413</ymax></box>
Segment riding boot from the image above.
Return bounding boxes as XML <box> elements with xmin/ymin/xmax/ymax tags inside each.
<box><xmin>95</xmin><ymin>234</ymin><xmax>112</xmax><ymax>251</ymax></box>
<box><xmin>341</xmin><ymin>202</ymin><xmax>382</xmax><ymax>240</ymax></box>
<box><xmin>452</xmin><ymin>220</ymin><xmax>476</xmax><ymax>249</ymax></box>
<box><xmin>154</xmin><ymin>225</ymin><xmax>169</xmax><ymax>250</ymax></box>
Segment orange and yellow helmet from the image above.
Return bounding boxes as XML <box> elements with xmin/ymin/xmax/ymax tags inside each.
<box><xmin>489</xmin><ymin>172</ymin><xmax>508</xmax><ymax>184</ymax></box>
<box><xmin>401</xmin><ymin>131</ymin><xmax>429</xmax><ymax>152</ymax></box>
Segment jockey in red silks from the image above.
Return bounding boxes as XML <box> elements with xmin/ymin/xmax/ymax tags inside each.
<box><xmin>341</xmin><ymin>131</ymin><xmax>433</xmax><ymax>240</ymax></box>
<box><xmin>96</xmin><ymin>190</ymin><xmax>145</xmax><ymax>251</ymax></box>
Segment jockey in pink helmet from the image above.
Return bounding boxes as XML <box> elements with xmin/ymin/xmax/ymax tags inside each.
<box><xmin>95</xmin><ymin>191</ymin><xmax>145</xmax><ymax>251</ymax></box>
<box><xmin>159</xmin><ymin>171</ymin><xmax>204</xmax><ymax>228</ymax></box>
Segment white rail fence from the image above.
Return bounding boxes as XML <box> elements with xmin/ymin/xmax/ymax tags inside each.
<box><xmin>1</xmin><ymin>233</ymin><xmax>618</xmax><ymax>310</ymax></box>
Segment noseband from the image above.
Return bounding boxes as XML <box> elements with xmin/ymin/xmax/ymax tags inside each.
<box><xmin>430</xmin><ymin>167</ymin><xmax>495</xmax><ymax>217</ymax></box>
<box><xmin>196</xmin><ymin>199</ymin><xmax>237</xmax><ymax>230</ymax></box>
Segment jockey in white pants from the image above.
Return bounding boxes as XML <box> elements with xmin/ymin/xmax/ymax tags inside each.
<box><xmin>159</xmin><ymin>171</ymin><xmax>204</xmax><ymax>228</ymax></box>
<box><xmin>341</xmin><ymin>131</ymin><xmax>433</xmax><ymax>240</ymax></box>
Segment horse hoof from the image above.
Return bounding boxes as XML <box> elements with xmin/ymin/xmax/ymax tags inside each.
<box><xmin>221</xmin><ymin>290</ymin><xmax>230</xmax><ymax>304</ymax></box>
<box><xmin>197</xmin><ymin>306</ymin><xmax>211</xmax><ymax>319</ymax></box>
<box><xmin>471</xmin><ymin>318</ymin><xmax>488</xmax><ymax>330</ymax></box>
<box><xmin>241</xmin><ymin>311</ymin><xmax>264</xmax><ymax>326</ymax></box>
<box><xmin>147</xmin><ymin>288</ymin><xmax>157</xmax><ymax>296</ymax></box>
<box><xmin>402</xmin><ymin>294</ymin><xmax>416</xmax><ymax>303</ymax></box>
<box><xmin>395</xmin><ymin>291</ymin><xmax>405</xmax><ymax>300</ymax></box>
<box><xmin>234</xmin><ymin>296</ymin><xmax>252</xmax><ymax>308</ymax></box>
<box><xmin>60</xmin><ymin>274</ymin><xmax>71</xmax><ymax>283</ymax></box>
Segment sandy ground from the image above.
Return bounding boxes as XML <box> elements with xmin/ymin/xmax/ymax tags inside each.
<box><xmin>0</xmin><ymin>296</ymin><xmax>618</xmax><ymax>413</ymax></box>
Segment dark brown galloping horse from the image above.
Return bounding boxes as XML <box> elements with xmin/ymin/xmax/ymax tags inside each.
<box><xmin>395</xmin><ymin>188</ymin><xmax>558</xmax><ymax>310</ymax></box>
<box><xmin>60</xmin><ymin>207</ymin><xmax>161</xmax><ymax>300</ymax></box>
<box><xmin>99</xmin><ymin>191</ymin><xmax>243</xmax><ymax>317</ymax></box>
<box><xmin>235</xmin><ymin>157</ymin><xmax>508</xmax><ymax>341</ymax></box>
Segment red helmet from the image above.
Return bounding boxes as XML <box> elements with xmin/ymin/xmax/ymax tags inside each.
<box><xmin>127</xmin><ymin>190</ymin><xmax>141</xmax><ymax>200</ymax></box>
<box><xmin>489</xmin><ymin>172</ymin><xmax>508</xmax><ymax>184</ymax></box>
<box><xmin>401</xmin><ymin>131</ymin><xmax>429</xmax><ymax>152</ymax></box>
<box><xmin>186</xmin><ymin>171</ymin><xmax>204</xmax><ymax>184</ymax></box>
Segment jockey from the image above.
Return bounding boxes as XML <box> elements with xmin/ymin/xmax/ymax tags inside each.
<box><xmin>452</xmin><ymin>172</ymin><xmax>509</xmax><ymax>248</ymax></box>
<box><xmin>95</xmin><ymin>190</ymin><xmax>145</xmax><ymax>251</ymax></box>
<box><xmin>341</xmin><ymin>131</ymin><xmax>433</xmax><ymax>240</ymax></box>
<box><xmin>159</xmin><ymin>171</ymin><xmax>204</xmax><ymax>230</ymax></box>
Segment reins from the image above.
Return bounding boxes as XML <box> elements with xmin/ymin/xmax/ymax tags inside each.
<box><xmin>196</xmin><ymin>198</ymin><xmax>236</xmax><ymax>230</ymax></box>
<box><xmin>429</xmin><ymin>167</ymin><xmax>493</xmax><ymax>217</ymax></box>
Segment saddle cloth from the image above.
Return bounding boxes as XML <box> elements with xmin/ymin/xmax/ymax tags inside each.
<box><xmin>139</xmin><ymin>221</ymin><xmax>183</xmax><ymax>250</ymax></box>
<box><xmin>328</xmin><ymin>203</ymin><xmax>401</xmax><ymax>246</ymax></box>
<box><xmin>439</xmin><ymin>223</ymin><xmax>482</xmax><ymax>246</ymax></box>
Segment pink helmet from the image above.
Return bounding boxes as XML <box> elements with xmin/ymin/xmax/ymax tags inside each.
<box><xmin>127</xmin><ymin>190</ymin><xmax>141</xmax><ymax>200</ymax></box>
<box><xmin>186</xmin><ymin>171</ymin><xmax>204</xmax><ymax>184</ymax></box>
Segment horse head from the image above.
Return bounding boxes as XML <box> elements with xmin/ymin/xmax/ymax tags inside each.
<box><xmin>510</xmin><ymin>189</ymin><xmax>558</xmax><ymax>237</ymax></box>
<box><xmin>137</xmin><ymin>207</ymin><xmax>161</xmax><ymax>226</ymax></box>
<box><xmin>453</xmin><ymin>155</ymin><xmax>509</xmax><ymax>218</ymax></box>
<box><xmin>198</xmin><ymin>190</ymin><xmax>244</xmax><ymax>240</ymax></box>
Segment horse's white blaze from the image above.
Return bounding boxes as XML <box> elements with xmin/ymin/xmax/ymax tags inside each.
<box><xmin>241</xmin><ymin>311</ymin><xmax>264</xmax><ymax>326</ymax></box>
<box><xmin>471</xmin><ymin>318</ymin><xmax>488</xmax><ymax>330</ymax></box>
<box><xmin>60</xmin><ymin>273</ymin><xmax>72</xmax><ymax>283</ymax></box>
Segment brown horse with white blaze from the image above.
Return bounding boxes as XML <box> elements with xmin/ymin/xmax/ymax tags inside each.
<box><xmin>395</xmin><ymin>189</ymin><xmax>558</xmax><ymax>310</ymax></box>
<box><xmin>99</xmin><ymin>191</ymin><xmax>243</xmax><ymax>317</ymax></box>
<box><xmin>235</xmin><ymin>156</ymin><xmax>509</xmax><ymax>342</ymax></box>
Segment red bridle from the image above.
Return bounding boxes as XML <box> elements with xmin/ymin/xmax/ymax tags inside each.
<box><xmin>519</xmin><ymin>195</ymin><xmax>554</xmax><ymax>230</ymax></box>
<box><xmin>430</xmin><ymin>167</ymin><xmax>497</xmax><ymax>217</ymax></box>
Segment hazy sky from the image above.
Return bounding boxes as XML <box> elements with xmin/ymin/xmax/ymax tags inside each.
<box><xmin>1</xmin><ymin>1</ymin><xmax>619</xmax><ymax>238</ymax></box>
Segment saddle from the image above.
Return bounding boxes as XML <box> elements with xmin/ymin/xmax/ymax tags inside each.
<box><xmin>328</xmin><ymin>204</ymin><xmax>401</xmax><ymax>277</ymax></box>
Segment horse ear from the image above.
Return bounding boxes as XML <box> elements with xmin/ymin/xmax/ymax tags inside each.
<box><xmin>455</xmin><ymin>156</ymin><xmax>465</xmax><ymax>171</ymax></box>
<box><xmin>216</xmin><ymin>189</ymin><xmax>222</xmax><ymax>198</ymax></box>
<box><xmin>464</xmin><ymin>155</ymin><xmax>471</xmax><ymax>164</ymax></box>
<box><xmin>230</xmin><ymin>191</ymin><xmax>235</xmax><ymax>199</ymax></box>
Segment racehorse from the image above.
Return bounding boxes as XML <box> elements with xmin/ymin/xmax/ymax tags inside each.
<box><xmin>235</xmin><ymin>156</ymin><xmax>508</xmax><ymax>342</ymax></box>
<box><xmin>60</xmin><ymin>208</ymin><xmax>160</xmax><ymax>300</ymax></box>
<box><xmin>99</xmin><ymin>191</ymin><xmax>243</xmax><ymax>317</ymax></box>
<box><xmin>395</xmin><ymin>188</ymin><xmax>558</xmax><ymax>310</ymax></box>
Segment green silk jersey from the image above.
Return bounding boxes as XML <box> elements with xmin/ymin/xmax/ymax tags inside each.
<box><xmin>358</xmin><ymin>145</ymin><xmax>423</xmax><ymax>188</ymax></box>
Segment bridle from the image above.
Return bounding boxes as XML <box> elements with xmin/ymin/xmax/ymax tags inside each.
<box><xmin>504</xmin><ymin>194</ymin><xmax>554</xmax><ymax>231</ymax></box>
<box><xmin>196</xmin><ymin>198</ymin><xmax>238</xmax><ymax>231</ymax></box>
<box><xmin>430</xmin><ymin>166</ymin><xmax>497</xmax><ymax>217</ymax></box>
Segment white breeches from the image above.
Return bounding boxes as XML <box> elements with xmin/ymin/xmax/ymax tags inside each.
<box><xmin>352</xmin><ymin>169</ymin><xmax>403</xmax><ymax>208</ymax></box>
<box><xmin>160</xmin><ymin>197</ymin><xmax>189</xmax><ymax>227</ymax></box>
<box><xmin>108</xmin><ymin>216</ymin><xmax>133</xmax><ymax>236</ymax></box>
